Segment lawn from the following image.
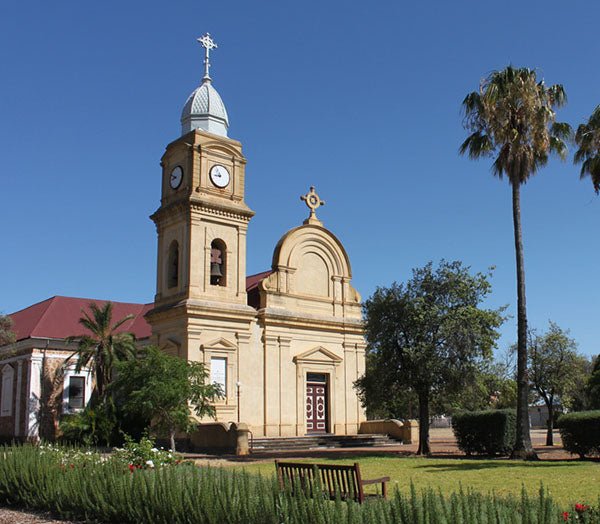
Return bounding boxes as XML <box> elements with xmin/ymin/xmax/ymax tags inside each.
<box><xmin>235</xmin><ymin>455</ymin><xmax>600</xmax><ymax>506</ymax></box>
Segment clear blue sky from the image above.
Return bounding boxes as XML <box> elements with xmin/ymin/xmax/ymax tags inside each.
<box><xmin>1</xmin><ymin>1</ymin><xmax>598</xmax><ymax>357</ymax></box>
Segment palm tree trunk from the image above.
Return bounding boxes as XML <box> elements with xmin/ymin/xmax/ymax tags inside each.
<box><xmin>546</xmin><ymin>398</ymin><xmax>554</xmax><ymax>446</ymax></box>
<box><xmin>510</xmin><ymin>182</ymin><xmax>537</xmax><ymax>460</ymax></box>
<box><xmin>170</xmin><ymin>429</ymin><xmax>176</xmax><ymax>453</ymax></box>
<box><xmin>416</xmin><ymin>390</ymin><xmax>430</xmax><ymax>456</ymax></box>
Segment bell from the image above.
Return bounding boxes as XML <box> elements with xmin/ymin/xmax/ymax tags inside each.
<box><xmin>210</xmin><ymin>262</ymin><xmax>223</xmax><ymax>278</ymax></box>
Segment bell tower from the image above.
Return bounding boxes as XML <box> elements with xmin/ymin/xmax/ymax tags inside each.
<box><xmin>146</xmin><ymin>34</ymin><xmax>255</xmax><ymax>364</ymax></box>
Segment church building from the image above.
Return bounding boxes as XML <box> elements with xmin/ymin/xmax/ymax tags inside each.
<box><xmin>0</xmin><ymin>34</ymin><xmax>366</xmax><ymax>443</ymax></box>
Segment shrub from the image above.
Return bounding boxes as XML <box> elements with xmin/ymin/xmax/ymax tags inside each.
<box><xmin>0</xmin><ymin>444</ymin><xmax>594</xmax><ymax>523</ymax></box>
<box><xmin>452</xmin><ymin>409</ymin><xmax>516</xmax><ymax>455</ymax></box>
<box><xmin>557</xmin><ymin>410</ymin><xmax>600</xmax><ymax>458</ymax></box>
<box><xmin>111</xmin><ymin>435</ymin><xmax>180</xmax><ymax>469</ymax></box>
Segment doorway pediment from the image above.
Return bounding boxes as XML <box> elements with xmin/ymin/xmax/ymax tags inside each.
<box><xmin>293</xmin><ymin>346</ymin><xmax>342</xmax><ymax>365</ymax></box>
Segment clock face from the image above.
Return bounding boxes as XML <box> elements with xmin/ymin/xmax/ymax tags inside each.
<box><xmin>169</xmin><ymin>166</ymin><xmax>183</xmax><ymax>189</ymax></box>
<box><xmin>209</xmin><ymin>165</ymin><xmax>230</xmax><ymax>188</ymax></box>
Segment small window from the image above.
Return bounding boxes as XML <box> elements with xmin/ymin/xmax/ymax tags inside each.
<box><xmin>167</xmin><ymin>240</ymin><xmax>179</xmax><ymax>289</ymax></box>
<box><xmin>1</xmin><ymin>365</ymin><xmax>14</xmax><ymax>417</ymax></box>
<box><xmin>210</xmin><ymin>357</ymin><xmax>227</xmax><ymax>397</ymax></box>
<box><xmin>67</xmin><ymin>376</ymin><xmax>85</xmax><ymax>410</ymax></box>
<box><xmin>210</xmin><ymin>239</ymin><xmax>227</xmax><ymax>286</ymax></box>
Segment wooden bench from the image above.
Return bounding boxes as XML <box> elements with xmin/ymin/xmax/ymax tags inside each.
<box><xmin>275</xmin><ymin>460</ymin><xmax>390</xmax><ymax>504</ymax></box>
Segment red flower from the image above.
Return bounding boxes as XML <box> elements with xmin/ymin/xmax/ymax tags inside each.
<box><xmin>69</xmin><ymin>464</ymin><xmax>74</xmax><ymax>469</ymax></box>
<box><xmin>128</xmin><ymin>464</ymin><xmax>135</xmax><ymax>473</ymax></box>
<box><xmin>575</xmin><ymin>503</ymin><xmax>589</xmax><ymax>513</ymax></box>
<box><xmin>562</xmin><ymin>512</ymin><xmax>570</xmax><ymax>521</ymax></box>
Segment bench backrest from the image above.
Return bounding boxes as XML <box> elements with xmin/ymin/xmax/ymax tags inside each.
<box><xmin>275</xmin><ymin>461</ymin><xmax>364</xmax><ymax>503</ymax></box>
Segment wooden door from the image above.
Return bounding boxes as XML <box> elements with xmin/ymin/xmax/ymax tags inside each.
<box><xmin>306</xmin><ymin>375</ymin><xmax>328</xmax><ymax>434</ymax></box>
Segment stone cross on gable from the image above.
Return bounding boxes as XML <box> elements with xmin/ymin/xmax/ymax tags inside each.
<box><xmin>197</xmin><ymin>33</ymin><xmax>218</xmax><ymax>80</ymax></box>
<box><xmin>300</xmin><ymin>186</ymin><xmax>325</xmax><ymax>225</ymax></box>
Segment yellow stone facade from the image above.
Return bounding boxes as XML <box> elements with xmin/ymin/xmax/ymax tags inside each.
<box><xmin>146</xmin><ymin>128</ymin><xmax>366</xmax><ymax>437</ymax></box>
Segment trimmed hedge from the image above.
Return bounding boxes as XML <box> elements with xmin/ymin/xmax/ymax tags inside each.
<box><xmin>452</xmin><ymin>409</ymin><xmax>516</xmax><ymax>456</ymax></box>
<box><xmin>557</xmin><ymin>410</ymin><xmax>600</xmax><ymax>458</ymax></box>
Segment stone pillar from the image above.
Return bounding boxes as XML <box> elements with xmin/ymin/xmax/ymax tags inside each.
<box><xmin>263</xmin><ymin>334</ymin><xmax>281</xmax><ymax>436</ymax></box>
<box><xmin>234</xmin><ymin>422</ymin><xmax>250</xmax><ymax>455</ymax></box>
<box><xmin>402</xmin><ymin>419</ymin><xmax>419</xmax><ymax>444</ymax></box>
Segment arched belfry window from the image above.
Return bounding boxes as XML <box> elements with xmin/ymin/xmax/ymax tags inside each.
<box><xmin>210</xmin><ymin>239</ymin><xmax>227</xmax><ymax>286</ymax></box>
<box><xmin>167</xmin><ymin>240</ymin><xmax>179</xmax><ymax>289</ymax></box>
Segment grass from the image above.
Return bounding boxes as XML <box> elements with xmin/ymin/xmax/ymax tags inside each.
<box><xmin>234</xmin><ymin>454</ymin><xmax>600</xmax><ymax>506</ymax></box>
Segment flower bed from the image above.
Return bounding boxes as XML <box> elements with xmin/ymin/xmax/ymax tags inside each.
<box><xmin>0</xmin><ymin>444</ymin><xmax>597</xmax><ymax>523</ymax></box>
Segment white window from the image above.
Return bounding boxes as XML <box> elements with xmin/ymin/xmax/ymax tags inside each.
<box><xmin>210</xmin><ymin>357</ymin><xmax>227</xmax><ymax>397</ymax></box>
<box><xmin>1</xmin><ymin>365</ymin><xmax>14</xmax><ymax>417</ymax></box>
<box><xmin>62</xmin><ymin>367</ymin><xmax>92</xmax><ymax>413</ymax></box>
<box><xmin>66</xmin><ymin>376</ymin><xmax>86</xmax><ymax>410</ymax></box>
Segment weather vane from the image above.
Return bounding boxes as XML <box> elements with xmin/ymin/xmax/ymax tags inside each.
<box><xmin>197</xmin><ymin>33</ymin><xmax>218</xmax><ymax>81</ymax></box>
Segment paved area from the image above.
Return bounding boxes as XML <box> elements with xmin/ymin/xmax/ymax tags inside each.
<box><xmin>188</xmin><ymin>428</ymin><xmax>572</xmax><ymax>466</ymax></box>
<box><xmin>0</xmin><ymin>508</ymin><xmax>77</xmax><ymax>524</ymax></box>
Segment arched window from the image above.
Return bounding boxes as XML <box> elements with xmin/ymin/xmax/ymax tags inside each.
<box><xmin>210</xmin><ymin>239</ymin><xmax>227</xmax><ymax>286</ymax></box>
<box><xmin>167</xmin><ymin>240</ymin><xmax>179</xmax><ymax>289</ymax></box>
<box><xmin>1</xmin><ymin>365</ymin><xmax>14</xmax><ymax>417</ymax></box>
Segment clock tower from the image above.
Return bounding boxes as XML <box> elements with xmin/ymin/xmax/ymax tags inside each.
<box><xmin>146</xmin><ymin>34</ymin><xmax>256</xmax><ymax>383</ymax></box>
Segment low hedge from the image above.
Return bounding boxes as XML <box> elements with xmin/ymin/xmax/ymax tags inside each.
<box><xmin>557</xmin><ymin>410</ymin><xmax>600</xmax><ymax>458</ymax></box>
<box><xmin>452</xmin><ymin>409</ymin><xmax>516</xmax><ymax>456</ymax></box>
<box><xmin>0</xmin><ymin>444</ymin><xmax>582</xmax><ymax>523</ymax></box>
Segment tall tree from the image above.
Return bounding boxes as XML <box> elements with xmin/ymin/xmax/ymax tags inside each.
<box><xmin>0</xmin><ymin>314</ymin><xmax>16</xmax><ymax>346</ymax></box>
<box><xmin>574</xmin><ymin>105</ymin><xmax>600</xmax><ymax>193</ymax></box>
<box><xmin>586</xmin><ymin>355</ymin><xmax>600</xmax><ymax>409</ymax></box>
<box><xmin>527</xmin><ymin>322</ymin><xmax>581</xmax><ymax>446</ymax></box>
<box><xmin>67</xmin><ymin>302</ymin><xmax>137</xmax><ymax>403</ymax></box>
<box><xmin>113</xmin><ymin>346</ymin><xmax>223</xmax><ymax>451</ymax></box>
<box><xmin>460</xmin><ymin>66</ymin><xmax>571</xmax><ymax>459</ymax></box>
<box><xmin>357</xmin><ymin>260</ymin><xmax>505</xmax><ymax>455</ymax></box>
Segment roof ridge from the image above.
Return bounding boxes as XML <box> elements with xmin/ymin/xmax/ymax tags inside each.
<box><xmin>8</xmin><ymin>296</ymin><xmax>56</xmax><ymax>316</ymax></box>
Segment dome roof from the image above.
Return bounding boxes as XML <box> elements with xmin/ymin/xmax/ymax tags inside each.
<box><xmin>180</xmin><ymin>78</ymin><xmax>229</xmax><ymax>137</ymax></box>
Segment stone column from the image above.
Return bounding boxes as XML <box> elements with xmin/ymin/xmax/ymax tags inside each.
<box><xmin>263</xmin><ymin>334</ymin><xmax>281</xmax><ymax>436</ymax></box>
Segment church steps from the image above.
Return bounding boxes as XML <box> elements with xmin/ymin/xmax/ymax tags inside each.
<box><xmin>250</xmin><ymin>434</ymin><xmax>400</xmax><ymax>453</ymax></box>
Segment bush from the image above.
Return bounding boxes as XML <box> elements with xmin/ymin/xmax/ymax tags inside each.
<box><xmin>0</xmin><ymin>444</ymin><xmax>584</xmax><ymax>523</ymax></box>
<box><xmin>557</xmin><ymin>410</ymin><xmax>600</xmax><ymax>458</ymax></box>
<box><xmin>452</xmin><ymin>409</ymin><xmax>516</xmax><ymax>455</ymax></box>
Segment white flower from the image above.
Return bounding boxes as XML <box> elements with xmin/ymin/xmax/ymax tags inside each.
<box><xmin>151</xmin><ymin>448</ymin><xmax>158</xmax><ymax>452</ymax></box>
<box><xmin>146</xmin><ymin>460</ymin><xmax>154</xmax><ymax>468</ymax></box>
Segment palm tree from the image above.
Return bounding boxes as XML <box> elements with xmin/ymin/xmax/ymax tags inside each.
<box><xmin>574</xmin><ymin>105</ymin><xmax>600</xmax><ymax>193</ymax></box>
<box><xmin>460</xmin><ymin>66</ymin><xmax>571</xmax><ymax>459</ymax></box>
<box><xmin>67</xmin><ymin>302</ymin><xmax>137</xmax><ymax>404</ymax></box>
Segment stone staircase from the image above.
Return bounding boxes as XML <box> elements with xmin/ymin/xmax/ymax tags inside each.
<box><xmin>250</xmin><ymin>433</ymin><xmax>400</xmax><ymax>454</ymax></box>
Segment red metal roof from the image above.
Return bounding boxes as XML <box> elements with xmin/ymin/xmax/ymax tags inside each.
<box><xmin>8</xmin><ymin>271</ymin><xmax>273</xmax><ymax>343</ymax></box>
<box><xmin>9</xmin><ymin>296</ymin><xmax>153</xmax><ymax>342</ymax></box>
<box><xmin>246</xmin><ymin>270</ymin><xmax>272</xmax><ymax>292</ymax></box>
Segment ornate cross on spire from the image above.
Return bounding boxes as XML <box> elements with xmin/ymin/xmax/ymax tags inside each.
<box><xmin>197</xmin><ymin>33</ymin><xmax>218</xmax><ymax>81</ymax></box>
<box><xmin>300</xmin><ymin>186</ymin><xmax>325</xmax><ymax>225</ymax></box>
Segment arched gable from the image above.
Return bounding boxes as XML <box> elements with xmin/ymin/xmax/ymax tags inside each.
<box><xmin>262</xmin><ymin>224</ymin><xmax>360</xmax><ymax>305</ymax></box>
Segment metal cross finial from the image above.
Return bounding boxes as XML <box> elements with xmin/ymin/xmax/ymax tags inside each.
<box><xmin>300</xmin><ymin>186</ymin><xmax>325</xmax><ymax>224</ymax></box>
<box><xmin>197</xmin><ymin>33</ymin><xmax>218</xmax><ymax>81</ymax></box>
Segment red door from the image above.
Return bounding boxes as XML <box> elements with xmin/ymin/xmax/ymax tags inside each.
<box><xmin>306</xmin><ymin>377</ymin><xmax>328</xmax><ymax>434</ymax></box>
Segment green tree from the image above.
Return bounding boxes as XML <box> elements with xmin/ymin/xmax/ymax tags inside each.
<box><xmin>445</xmin><ymin>361</ymin><xmax>517</xmax><ymax>413</ymax></box>
<box><xmin>113</xmin><ymin>346</ymin><xmax>223</xmax><ymax>451</ymax></box>
<box><xmin>460</xmin><ymin>66</ymin><xmax>571</xmax><ymax>459</ymax></box>
<box><xmin>527</xmin><ymin>322</ymin><xmax>581</xmax><ymax>446</ymax></box>
<box><xmin>586</xmin><ymin>355</ymin><xmax>600</xmax><ymax>409</ymax></box>
<box><xmin>67</xmin><ymin>302</ymin><xmax>137</xmax><ymax>404</ymax></box>
<box><xmin>0</xmin><ymin>314</ymin><xmax>15</xmax><ymax>346</ymax></box>
<box><xmin>574</xmin><ymin>105</ymin><xmax>600</xmax><ymax>193</ymax></box>
<box><xmin>356</xmin><ymin>260</ymin><xmax>505</xmax><ymax>455</ymax></box>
